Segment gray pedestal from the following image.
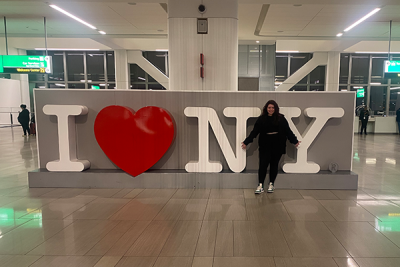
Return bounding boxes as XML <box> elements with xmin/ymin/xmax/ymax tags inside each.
<box><xmin>28</xmin><ymin>169</ymin><xmax>358</xmax><ymax>189</ymax></box>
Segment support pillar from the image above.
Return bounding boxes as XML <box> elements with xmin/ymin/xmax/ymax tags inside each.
<box><xmin>326</xmin><ymin>52</ymin><xmax>340</xmax><ymax>91</ymax></box>
<box><xmin>114</xmin><ymin>50</ymin><xmax>129</xmax><ymax>89</ymax></box>
<box><xmin>168</xmin><ymin>0</ymin><xmax>238</xmax><ymax>91</ymax></box>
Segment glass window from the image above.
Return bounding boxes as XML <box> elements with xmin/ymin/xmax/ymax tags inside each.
<box><xmin>248</xmin><ymin>46</ymin><xmax>260</xmax><ymax>76</ymax></box>
<box><xmin>351</xmin><ymin>86</ymin><xmax>367</xmax><ymax>108</ymax></box>
<box><xmin>0</xmin><ymin>74</ymin><xmax>11</xmax><ymax>79</ymax></box>
<box><xmin>339</xmin><ymin>54</ymin><xmax>349</xmax><ymax>84</ymax></box>
<box><xmin>107</xmin><ymin>52</ymin><xmax>115</xmax><ymax>82</ymax></box>
<box><xmin>108</xmin><ymin>83</ymin><xmax>116</xmax><ymax>89</ymax></box>
<box><xmin>66</xmin><ymin>52</ymin><xmax>84</xmax><ymax>81</ymax></box>
<box><xmin>275</xmin><ymin>54</ymin><xmax>288</xmax><ymax>83</ymax></box>
<box><xmin>310</xmin><ymin>85</ymin><xmax>324</xmax><ymax>91</ymax></box>
<box><xmin>238</xmin><ymin>45</ymin><xmax>249</xmax><ymax>76</ymax></box>
<box><xmin>130</xmin><ymin>84</ymin><xmax>146</xmax><ymax>90</ymax></box>
<box><xmin>389</xmin><ymin>86</ymin><xmax>400</xmax><ymax>111</ymax></box>
<box><xmin>48</xmin><ymin>52</ymin><xmax>64</xmax><ymax>81</ymax></box>
<box><xmin>289</xmin><ymin>85</ymin><xmax>307</xmax><ymax>91</ymax></box>
<box><xmin>370</xmin><ymin>86</ymin><xmax>387</xmax><ymax>114</ymax></box>
<box><xmin>130</xmin><ymin>64</ymin><xmax>146</xmax><ymax>83</ymax></box>
<box><xmin>48</xmin><ymin>83</ymin><xmax>66</xmax><ymax>88</ymax></box>
<box><xmin>86</xmin><ymin>53</ymin><xmax>105</xmax><ymax>82</ymax></box>
<box><xmin>28</xmin><ymin>73</ymin><xmax>46</xmax><ymax>81</ymax></box>
<box><xmin>143</xmin><ymin>51</ymin><xmax>166</xmax><ymax>75</ymax></box>
<box><xmin>351</xmin><ymin>55</ymin><xmax>369</xmax><ymax>84</ymax></box>
<box><xmin>67</xmin><ymin>83</ymin><xmax>85</xmax><ymax>89</ymax></box>
<box><xmin>290</xmin><ymin>53</ymin><xmax>311</xmax><ymax>84</ymax></box>
<box><xmin>310</xmin><ymin>66</ymin><xmax>325</xmax><ymax>84</ymax></box>
<box><xmin>148</xmin><ymin>83</ymin><xmax>166</xmax><ymax>90</ymax></box>
<box><xmin>371</xmin><ymin>57</ymin><xmax>388</xmax><ymax>84</ymax></box>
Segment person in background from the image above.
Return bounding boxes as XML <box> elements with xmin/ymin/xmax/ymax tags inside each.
<box><xmin>359</xmin><ymin>106</ymin><xmax>369</xmax><ymax>135</ymax></box>
<box><xmin>241</xmin><ymin>100</ymin><xmax>300</xmax><ymax>194</ymax></box>
<box><xmin>18</xmin><ymin>104</ymin><xmax>30</xmax><ymax>137</ymax></box>
<box><xmin>396</xmin><ymin>107</ymin><xmax>400</xmax><ymax>135</ymax></box>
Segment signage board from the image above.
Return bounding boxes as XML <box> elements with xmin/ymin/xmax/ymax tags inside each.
<box><xmin>0</xmin><ymin>55</ymin><xmax>52</xmax><ymax>74</ymax></box>
<box><xmin>384</xmin><ymin>60</ymin><xmax>400</xmax><ymax>78</ymax></box>
<box><xmin>357</xmin><ymin>88</ymin><xmax>365</xmax><ymax>98</ymax></box>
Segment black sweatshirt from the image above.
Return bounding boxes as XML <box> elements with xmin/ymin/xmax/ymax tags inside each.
<box><xmin>243</xmin><ymin>114</ymin><xmax>298</xmax><ymax>154</ymax></box>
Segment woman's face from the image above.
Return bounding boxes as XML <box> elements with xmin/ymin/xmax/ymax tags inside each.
<box><xmin>267</xmin><ymin>104</ymin><xmax>275</xmax><ymax>116</ymax></box>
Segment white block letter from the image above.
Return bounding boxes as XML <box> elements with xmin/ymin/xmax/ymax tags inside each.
<box><xmin>43</xmin><ymin>105</ymin><xmax>90</xmax><ymax>172</ymax></box>
<box><xmin>281</xmin><ymin>107</ymin><xmax>344</xmax><ymax>173</ymax></box>
<box><xmin>184</xmin><ymin>107</ymin><xmax>261</xmax><ymax>173</ymax></box>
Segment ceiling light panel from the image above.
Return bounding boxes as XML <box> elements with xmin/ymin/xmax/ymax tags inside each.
<box><xmin>344</xmin><ymin>8</ymin><xmax>381</xmax><ymax>32</ymax></box>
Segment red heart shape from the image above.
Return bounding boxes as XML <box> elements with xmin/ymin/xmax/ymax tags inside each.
<box><xmin>94</xmin><ymin>105</ymin><xmax>175</xmax><ymax>177</ymax></box>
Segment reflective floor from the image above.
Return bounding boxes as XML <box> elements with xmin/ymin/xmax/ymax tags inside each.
<box><xmin>1</xmin><ymin>126</ymin><xmax>400</xmax><ymax>266</ymax></box>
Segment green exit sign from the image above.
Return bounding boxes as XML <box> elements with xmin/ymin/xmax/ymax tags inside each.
<box><xmin>0</xmin><ymin>55</ymin><xmax>52</xmax><ymax>74</ymax></box>
<box><xmin>357</xmin><ymin>88</ymin><xmax>365</xmax><ymax>98</ymax></box>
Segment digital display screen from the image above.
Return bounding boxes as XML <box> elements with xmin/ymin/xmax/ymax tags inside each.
<box><xmin>357</xmin><ymin>88</ymin><xmax>365</xmax><ymax>98</ymax></box>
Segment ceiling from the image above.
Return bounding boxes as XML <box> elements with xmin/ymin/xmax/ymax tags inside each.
<box><xmin>0</xmin><ymin>0</ymin><xmax>399</xmax><ymax>53</ymax></box>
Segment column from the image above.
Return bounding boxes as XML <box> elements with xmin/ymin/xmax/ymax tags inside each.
<box><xmin>168</xmin><ymin>0</ymin><xmax>238</xmax><ymax>91</ymax></box>
<box><xmin>114</xmin><ymin>50</ymin><xmax>129</xmax><ymax>89</ymax></box>
<box><xmin>325</xmin><ymin>51</ymin><xmax>340</xmax><ymax>91</ymax></box>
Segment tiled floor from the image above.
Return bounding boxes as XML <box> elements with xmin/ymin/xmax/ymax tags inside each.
<box><xmin>1</xmin><ymin>126</ymin><xmax>400</xmax><ymax>266</ymax></box>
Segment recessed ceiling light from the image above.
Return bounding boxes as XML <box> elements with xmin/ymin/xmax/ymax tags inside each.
<box><xmin>49</xmin><ymin>5</ymin><xmax>97</xmax><ymax>30</ymax></box>
<box><xmin>256</xmin><ymin>41</ymin><xmax>260</xmax><ymax>43</ymax></box>
<box><xmin>293</xmin><ymin>4</ymin><xmax>302</xmax><ymax>7</ymax></box>
<box><xmin>98</xmin><ymin>30</ymin><xmax>106</xmax><ymax>35</ymax></box>
<box><xmin>343</xmin><ymin>8</ymin><xmax>381</xmax><ymax>32</ymax></box>
<box><xmin>336</xmin><ymin>33</ymin><xmax>343</xmax><ymax>37</ymax></box>
<box><xmin>128</xmin><ymin>2</ymin><xmax>136</xmax><ymax>5</ymax></box>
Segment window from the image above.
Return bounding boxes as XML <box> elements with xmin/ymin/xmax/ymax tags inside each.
<box><xmin>290</xmin><ymin>54</ymin><xmax>311</xmax><ymax>84</ymax></box>
<box><xmin>371</xmin><ymin>57</ymin><xmax>388</xmax><ymax>84</ymax></box>
<box><xmin>310</xmin><ymin>66</ymin><xmax>325</xmax><ymax>84</ymax></box>
<box><xmin>370</xmin><ymin>86</ymin><xmax>387</xmax><ymax>114</ymax></box>
<box><xmin>275</xmin><ymin>54</ymin><xmax>288</xmax><ymax>83</ymax></box>
<box><xmin>351</xmin><ymin>55</ymin><xmax>369</xmax><ymax>84</ymax></box>
<box><xmin>48</xmin><ymin>52</ymin><xmax>64</xmax><ymax>81</ymax></box>
<box><xmin>66</xmin><ymin>52</ymin><xmax>85</xmax><ymax>81</ymax></box>
<box><xmin>86</xmin><ymin>52</ymin><xmax>105</xmax><ymax>82</ymax></box>
<box><xmin>339</xmin><ymin>54</ymin><xmax>350</xmax><ymax>84</ymax></box>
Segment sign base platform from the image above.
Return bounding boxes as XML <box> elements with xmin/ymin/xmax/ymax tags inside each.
<box><xmin>28</xmin><ymin>169</ymin><xmax>358</xmax><ymax>190</ymax></box>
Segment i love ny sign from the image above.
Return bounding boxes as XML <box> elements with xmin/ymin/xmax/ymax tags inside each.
<box><xmin>42</xmin><ymin>104</ymin><xmax>344</xmax><ymax>176</ymax></box>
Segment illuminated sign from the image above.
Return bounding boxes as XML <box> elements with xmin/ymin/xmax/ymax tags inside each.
<box><xmin>357</xmin><ymin>88</ymin><xmax>365</xmax><ymax>98</ymax></box>
<box><xmin>384</xmin><ymin>60</ymin><xmax>400</xmax><ymax>78</ymax></box>
<box><xmin>0</xmin><ymin>55</ymin><xmax>52</xmax><ymax>74</ymax></box>
<box><xmin>91</xmin><ymin>85</ymin><xmax>100</xmax><ymax>89</ymax></box>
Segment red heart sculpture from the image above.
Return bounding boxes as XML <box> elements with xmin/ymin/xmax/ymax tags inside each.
<box><xmin>94</xmin><ymin>105</ymin><xmax>175</xmax><ymax>177</ymax></box>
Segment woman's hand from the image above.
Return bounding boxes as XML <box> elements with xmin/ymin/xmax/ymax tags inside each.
<box><xmin>295</xmin><ymin>141</ymin><xmax>301</xmax><ymax>148</ymax></box>
<box><xmin>241</xmin><ymin>142</ymin><xmax>247</xmax><ymax>150</ymax></box>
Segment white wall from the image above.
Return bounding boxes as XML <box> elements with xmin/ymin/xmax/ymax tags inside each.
<box><xmin>0</xmin><ymin>78</ymin><xmax>22</xmax><ymax>125</ymax></box>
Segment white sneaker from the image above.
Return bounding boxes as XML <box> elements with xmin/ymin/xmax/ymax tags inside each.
<box><xmin>255</xmin><ymin>183</ymin><xmax>264</xmax><ymax>194</ymax></box>
<box><xmin>267</xmin><ymin>182</ymin><xmax>274</xmax><ymax>193</ymax></box>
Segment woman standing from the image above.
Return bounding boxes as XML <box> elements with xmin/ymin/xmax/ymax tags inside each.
<box><xmin>241</xmin><ymin>100</ymin><xmax>300</xmax><ymax>194</ymax></box>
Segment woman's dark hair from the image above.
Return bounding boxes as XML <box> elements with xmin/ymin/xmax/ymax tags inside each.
<box><xmin>20</xmin><ymin>104</ymin><xmax>26</xmax><ymax>109</ymax></box>
<box><xmin>262</xmin><ymin>100</ymin><xmax>280</xmax><ymax>123</ymax></box>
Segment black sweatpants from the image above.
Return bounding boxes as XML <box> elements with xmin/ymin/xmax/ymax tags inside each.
<box><xmin>360</xmin><ymin>120</ymin><xmax>368</xmax><ymax>134</ymax></box>
<box><xmin>258</xmin><ymin>150</ymin><xmax>283</xmax><ymax>185</ymax></box>
<box><xmin>21</xmin><ymin>123</ymin><xmax>30</xmax><ymax>135</ymax></box>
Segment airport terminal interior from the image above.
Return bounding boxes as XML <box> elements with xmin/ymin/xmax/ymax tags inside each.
<box><xmin>1</xmin><ymin>0</ymin><xmax>400</xmax><ymax>266</ymax></box>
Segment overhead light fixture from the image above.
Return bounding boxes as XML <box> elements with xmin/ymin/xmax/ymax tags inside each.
<box><xmin>390</xmin><ymin>87</ymin><xmax>400</xmax><ymax>90</ymax></box>
<box><xmin>156</xmin><ymin>49</ymin><xmax>168</xmax><ymax>51</ymax></box>
<box><xmin>55</xmin><ymin>83</ymin><xmax>65</xmax><ymax>87</ymax></box>
<box><xmin>256</xmin><ymin>41</ymin><xmax>260</xmax><ymax>43</ymax></box>
<box><xmin>49</xmin><ymin>5</ymin><xmax>97</xmax><ymax>30</ymax></box>
<box><xmin>98</xmin><ymin>31</ymin><xmax>106</xmax><ymax>35</ymax></box>
<box><xmin>344</xmin><ymin>8</ymin><xmax>381</xmax><ymax>32</ymax></box>
<box><xmin>35</xmin><ymin>48</ymin><xmax>100</xmax><ymax>51</ymax></box>
<box><xmin>355</xmin><ymin>51</ymin><xmax>400</xmax><ymax>54</ymax></box>
<box><xmin>371</xmin><ymin>83</ymin><xmax>381</xmax><ymax>85</ymax></box>
<box><xmin>276</xmin><ymin>50</ymin><xmax>299</xmax><ymax>53</ymax></box>
<box><xmin>336</xmin><ymin>33</ymin><xmax>343</xmax><ymax>37</ymax></box>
